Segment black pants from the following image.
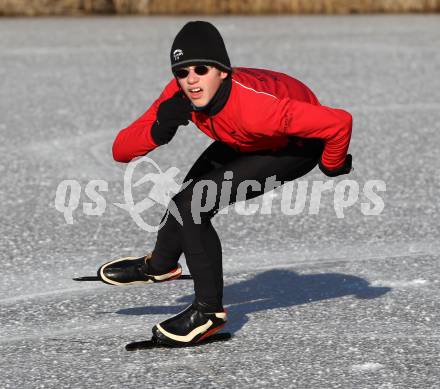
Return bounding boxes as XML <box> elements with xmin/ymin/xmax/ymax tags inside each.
<box><xmin>149</xmin><ymin>137</ymin><xmax>324</xmax><ymax>311</ymax></box>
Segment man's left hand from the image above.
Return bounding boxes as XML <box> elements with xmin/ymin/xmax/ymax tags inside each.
<box><xmin>319</xmin><ymin>154</ymin><xmax>353</xmax><ymax>177</ymax></box>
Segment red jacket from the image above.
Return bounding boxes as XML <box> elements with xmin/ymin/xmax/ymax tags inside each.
<box><xmin>112</xmin><ymin>67</ymin><xmax>352</xmax><ymax>170</ymax></box>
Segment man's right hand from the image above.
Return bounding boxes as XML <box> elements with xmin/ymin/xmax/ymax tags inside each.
<box><xmin>151</xmin><ymin>91</ymin><xmax>192</xmax><ymax>145</ymax></box>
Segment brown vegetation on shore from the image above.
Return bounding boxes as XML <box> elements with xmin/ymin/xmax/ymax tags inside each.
<box><xmin>1</xmin><ymin>0</ymin><xmax>439</xmax><ymax>16</ymax></box>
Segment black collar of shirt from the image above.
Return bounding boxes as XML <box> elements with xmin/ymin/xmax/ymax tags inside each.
<box><xmin>191</xmin><ymin>77</ymin><xmax>232</xmax><ymax>117</ymax></box>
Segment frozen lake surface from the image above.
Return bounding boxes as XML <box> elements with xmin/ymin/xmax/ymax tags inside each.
<box><xmin>1</xmin><ymin>15</ymin><xmax>439</xmax><ymax>388</ymax></box>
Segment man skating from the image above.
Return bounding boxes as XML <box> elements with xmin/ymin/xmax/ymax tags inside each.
<box><xmin>99</xmin><ymin>21</ymin><xmax>353</xmax><ymax>346</ymax></box>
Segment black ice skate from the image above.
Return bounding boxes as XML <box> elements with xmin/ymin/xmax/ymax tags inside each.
<box><xmin>151</xmin><ymin>301</ymin><xmax>227</xmax><ymax>346</ymax></box>
<box><xmin>97</xmin><ymin>253</ymin><xmax>182</xmax><ymax>286</ymax></box>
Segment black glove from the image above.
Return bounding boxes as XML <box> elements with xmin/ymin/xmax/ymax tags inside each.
<box><xmin>319</xmin><ymin>154</ymin><xmax>353</xmax><ymax>177</ymax></box>
<box><xmin>150</xmin><ymin>91</ymin><xmax>192</xmax><ymax>145</ymax></box>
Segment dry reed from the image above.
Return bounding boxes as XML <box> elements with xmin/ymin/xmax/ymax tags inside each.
<box><xmin>1</xmin><ymin>0</ymin><xmax>439</xmax><ymax>16</ymax></box>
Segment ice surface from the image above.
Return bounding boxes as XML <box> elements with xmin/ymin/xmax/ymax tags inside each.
<box><xmin>1</xmin><ymin>15</ymin><xmax>440</xmax><ymax>388</ymax></box>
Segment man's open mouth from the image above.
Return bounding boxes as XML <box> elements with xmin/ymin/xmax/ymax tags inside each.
<box><xmin>189</xmin><ymin>88</ymin><xmax>203</xmax><ymax>98</ymax></box>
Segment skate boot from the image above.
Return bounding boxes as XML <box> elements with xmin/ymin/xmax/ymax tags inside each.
<box><xmin>98</xmin><ymin>253</ymin><xmax>182</xmax><ymax>286</ymax></box>
<box><xmin>152</xmin><ymin>300</ymin><xmax>227</xmax><ymax>346</ymax></box>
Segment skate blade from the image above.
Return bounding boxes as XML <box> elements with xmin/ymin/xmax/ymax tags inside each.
<box><xmin>125</xmin><ymin>332</ymin><xmax>232</xmax><ymax>351</ymax></box>
<box><xmin>73</xmin><ymin>274</ymin><xmax>193</xmax><ymax>282</ymax></box>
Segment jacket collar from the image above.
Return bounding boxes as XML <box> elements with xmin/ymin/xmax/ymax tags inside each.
<box><xmin>191</xmin><ymin>77</ymin><xmax>232</xmax><ymax>117</ymax></box>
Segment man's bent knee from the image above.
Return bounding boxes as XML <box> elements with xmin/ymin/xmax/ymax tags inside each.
<box><xmin>173</xmin><ymin>180</ymin><xmax>220</xmax><ymax>224</ymax></box>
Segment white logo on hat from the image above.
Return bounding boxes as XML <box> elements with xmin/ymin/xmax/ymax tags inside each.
<box><xmin>173</xmin><ymin>49</ymin><xmax>184</xmax><ymax>61</ymax></box>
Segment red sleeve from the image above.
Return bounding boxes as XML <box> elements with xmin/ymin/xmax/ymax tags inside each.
<box><xmin>243</xmin><ymin>93</ymin><xmax>352</xmax><ymax>170</ymax></box>
<box><xmin>112</xmin><ymin>79</ymin><xmax>180</xmax><ymax>163</ymax></box>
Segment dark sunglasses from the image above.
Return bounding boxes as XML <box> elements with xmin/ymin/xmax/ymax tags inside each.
<box><xmin>173</xmin><ymin>65</ymin><xmax>211</xmax><ymax>79</ymax></box>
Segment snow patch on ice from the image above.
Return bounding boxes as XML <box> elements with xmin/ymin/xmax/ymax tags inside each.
<box><xmin>371</xmin><ymin>279</ymin><xmax>428</xmax><ymax>288</ymax></box>
<box><xmin>351</xmin><ymin>362</ymin><xmax>384</xmax><ymax>372</ymax></box>
<box><xmin>23</xmin><ymin>129</ymin><xmax>121</xmax><ymax>180</ymax></box>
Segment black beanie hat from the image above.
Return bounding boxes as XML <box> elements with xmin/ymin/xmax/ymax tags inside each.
<box><xmin>170</xmin><ymin>21</ymin><xmax>231</xmax><ymax>73</ymax></box>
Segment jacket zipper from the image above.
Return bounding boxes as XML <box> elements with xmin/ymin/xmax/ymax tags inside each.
<box><xmin>209</xmin><ymin>118</ymin><xmax>220</xmax><ymax>141</ymax></box>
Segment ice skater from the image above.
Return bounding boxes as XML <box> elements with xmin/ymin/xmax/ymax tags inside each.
<box><xmin>99</xmin><ymin>21</ymin><xmax>353</xmax><ymax>346</ymax></box>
